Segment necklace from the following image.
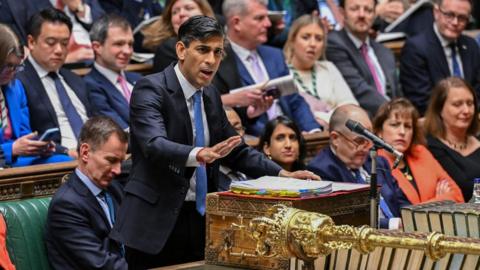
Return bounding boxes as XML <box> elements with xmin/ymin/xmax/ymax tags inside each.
<box><xmin>289</xmin><ymin>64</ymin><xmax>318</xmax><ymax>98</ymax></box>
<box><xmin>445</xmin><ymin>137</ymin><xmax>468</xmax><ymax>151</ymax></box>
<box><xmin>402</xmin><ymin>164</ymin><xmax>413</xmax><ymax>181</ymax></box>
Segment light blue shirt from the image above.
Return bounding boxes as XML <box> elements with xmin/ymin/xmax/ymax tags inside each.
<box><xmin>75</xmin><ymin>168</ymin><xmax>113</xmax><ymax>227</ymax></box>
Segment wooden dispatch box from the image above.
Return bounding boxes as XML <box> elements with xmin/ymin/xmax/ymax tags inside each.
<box><xmin>205</xmin><ymin>187</ymin><xmax>371</xmax><ymax>270</ymax></box>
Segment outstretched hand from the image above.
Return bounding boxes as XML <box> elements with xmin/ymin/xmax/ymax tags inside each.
<box><xmin>279</xmin><ymin>169</ymin><xmax>321</xmax><ymax>181</ymax></box>
<box><xmin>196</xmin><ymin>135</ymin><xmax>242</xmax><ymax>164</ymax></box>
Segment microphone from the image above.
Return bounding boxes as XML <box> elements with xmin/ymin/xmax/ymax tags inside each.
<box><xmin>345</xmin><ymin>119</ymin><xmax>403</xmax><ymax>168</ymax></box>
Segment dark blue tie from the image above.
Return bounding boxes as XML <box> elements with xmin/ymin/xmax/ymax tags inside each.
<box><xmin>353</xmin><ymin>169</ymin><xmax>365</xmax><ymax>184</ymax></box>
<box><xmin>48</xmin><ymin>72</ymin><xmax>83</xmax><ymax>138</ymax></box>
<box><xmin>193</xmin><ymin>90</ymin><xmax>207</xmax><ymax>215</ymax></box>
<box><xmin>450</xmin><ymin>43</ymin><xmax>463</xmax><ymax>78</ymax></box>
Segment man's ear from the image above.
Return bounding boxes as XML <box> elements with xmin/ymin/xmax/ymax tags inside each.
<box><xmin>330</xmin><ymin>131</ymin><xmax>340</xmax><ymax>148</ymax></box>
<box><xmin>27</xmin><ymin>35</ymin><xmax>35</xmax><ymax>50</ymax></box>
<box><xmin>231</xmin><ymin>16</ymin><xmax>242</xmax><ymax>32</ymax></box>
<box><xmin>176</xmin><ymin>41</ymin><xmax>187</xmax><ymax>61</ymax></box>
<box><xmin>79</xmin><ymin>143</ymin><xmax>90</xmax><ymax>163</ymax></box>
<box><xmin>91</xmin><ymin>41</ymin><xmax>102</xmax><ymax>55</ymax></box>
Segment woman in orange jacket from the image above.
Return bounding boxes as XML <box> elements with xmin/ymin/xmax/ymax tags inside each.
<box><xmin>373</xmin><ymin>98</ymin><xmax>464</xmax><ymax>204</ymax></box>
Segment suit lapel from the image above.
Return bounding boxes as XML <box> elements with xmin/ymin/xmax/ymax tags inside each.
<box><xmin>4</xmin><ymin>82</ymin><xmax>21</xmax><ymax>138</ymax></box>
<box><xmin>69</xmin><ymin>173</ymin><xmax>111</xmax><ymax>227</ymax></box>
<box><xmin>428</xmin><ymin>28</ymin><xmax>450</xmax><ymax>77</ymax></box>
<box><xmin>339</xmin><ymin>30</ymin><xmax>374</xmax><ymax>83</ymax></box>
<box><xmin>165</xmin><ymin>66</ymin><xmax>193</xmax><ymax>145</ymax></box>
<box><xmin>24</xmin><ymin>60</ymin><xmax>59</xmax><ymax>127</ymax></box>
<box><xmin>234</xmin><ymin>53</ymin><xmax>256</xmax><ymax>86</ymax></box>
<box><xmin>257</xmin><ymin>46</ymin><xmax>275</xmax><ymax>79</ymax></box>
<box><xmin>92</xmin><ymin>68</ymin><xmax>129</xmax><ymax>108</ymax></box>
<box><xmin>202</xmin><ymin>90</ymin><xmax>217</xmax><ymax>146</ymax></box>
<box><xmin>60</xmin><ymin>68</ymin><xmax>89</xmax><ymax>111</ymax></box>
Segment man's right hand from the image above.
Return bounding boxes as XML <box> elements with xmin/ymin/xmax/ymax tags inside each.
<box><xmin>196</xmin><ymin>135</ymin><xmax>242</xmax><ymax>164</ymax></box>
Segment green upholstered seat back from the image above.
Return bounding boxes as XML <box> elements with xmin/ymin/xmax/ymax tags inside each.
<box><xmin>0</xmin><ymin>197</ymin><xmax>52</xmax><ymax>270</ymax></box>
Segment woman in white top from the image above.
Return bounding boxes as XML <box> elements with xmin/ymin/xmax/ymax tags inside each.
<box><xmin>284</xmin><ymin>14</ymin><xmax>358</xmax><ymax>125</ymax></box>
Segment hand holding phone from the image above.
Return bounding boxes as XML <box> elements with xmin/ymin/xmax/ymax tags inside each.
<box><xmin>38</xmin><ymin>128</ymin><xmax>60</xmax><ymax>142</ymax></box>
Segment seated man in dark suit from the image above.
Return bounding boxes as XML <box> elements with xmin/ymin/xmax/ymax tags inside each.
<box><xmin>45</xmin><ymin>116</ymin><xmax>128</xmax><ymax>269</ymax></box>
<box><xmin>17</xmin><ymin>8</ymin><xmax>93</xmax><ymax>158</ymax></box>
<box><xmin>214</xmin><ymin>0</ymin><xmax>322</xmax><ymax>136</ymax></box>
<box><xmin>110</xmin><ymin>16</ymin><xmax>319</xmax><ymax>269</ymax></box>
<box><xmin>400</xmin><ymin>0</ymin><xmax>479</xmax><ymax>115</ymax></box>
<box><xmin>85</xmin><ymin>14</ymin><xmax>141</xmax><ymax>130</ymax></box>
<box><xmin>307</xmin><ymin>104</ymin><xmax>409</xmax><ymax>229</ymax></box>
<box><xmin>326</xmin><ymin>0</ymin><xmax>398</xmax><ymax>116</ymax></box>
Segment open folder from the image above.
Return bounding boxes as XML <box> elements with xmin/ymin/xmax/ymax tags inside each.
<box><xmin>229</xmin><ymin>74</ymin><xmax>297</xmax><ymax>98</ymax></box>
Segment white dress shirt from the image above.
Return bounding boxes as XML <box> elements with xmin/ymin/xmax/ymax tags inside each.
<box><xmin>174</xmin><ymin>64</ymin><xmax>210</xmax><ymax>201</ymax></box>
<box><xmin>94</xmin><ymin>63</ymin><xmax>133</xmax><ymax>96</ymax></box>
<box><xmin>433</xmin><ymin>23</ymin><xmax>464</xmax><ymax>77</ymax></box>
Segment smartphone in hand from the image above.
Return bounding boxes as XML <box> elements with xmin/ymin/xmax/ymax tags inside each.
<box><xmin>38</xmin><ymin>128</ymin><xmax>60</xmax><ymax>142</ymax></box>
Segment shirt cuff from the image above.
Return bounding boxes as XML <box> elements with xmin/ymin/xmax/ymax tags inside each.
<box><xmin>308</xmin><ymin>128</ymin><xmax>323</xmax><ymax>133</ymax></box>
<box><xmin>388</xmin><ymin>217</ymin><xmax>402</xmax><ymax>230</ymax></box>
<box><xmin>186</xmin><ymin>147</ymin><xmax>202</xmax><ymax>167</ymax></box>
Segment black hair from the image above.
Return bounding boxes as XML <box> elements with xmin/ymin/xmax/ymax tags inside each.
<box><xmin>257</xmin><ymin>116</ymin><xmax>306</xmax><ymax>171</ymax></box>
<box><xmin>177</xmin><ymin>15</ymin><xmax>224</xmax><ymax>47</ymax></box>
<box><xmin>27</xmin><ymin>7</ymin><xmax>73</xmax><ymax>39</ymax></box>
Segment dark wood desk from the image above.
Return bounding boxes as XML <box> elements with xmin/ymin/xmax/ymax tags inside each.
<box><xmin>152</xmin><ymin>261</ymin><xmax>245</xmax><ymax>270</ymax></box>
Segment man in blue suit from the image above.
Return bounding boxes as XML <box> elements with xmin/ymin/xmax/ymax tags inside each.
<box><xmin>17</xmin><ymin>8</ymin><xmax>93</xmax><ymax>158</ymax></box>
<box><xmin>214</xmin><ymin>0</ymin><xmax>322</xmax><ymax>136</ymax></box>
<box><xmin>307</xmin><ymin>104</ymin><xmax>409</xmax><ymax>229</ymax></box>
<box><xmin>45</xmin><ymin>116</ymin><xmax>128</xmax><ymax>269</ymax></box>
<box><xmin>400</xmin><ymin>0</ymin><xmax>479</xmax><ymax>114</ymax></box>
<box><xmin>85</xmin><ymin>14</ymin><xmax>141</xmax><ymax>130</ymax></box>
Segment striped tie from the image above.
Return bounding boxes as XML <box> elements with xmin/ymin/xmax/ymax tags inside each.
<box><xmin>0</xmin><ymin>88</ymin><xmax>11</xmax><ymax>139</ymax></box>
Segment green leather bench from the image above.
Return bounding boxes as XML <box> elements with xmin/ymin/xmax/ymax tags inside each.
<box><xmin>0</xmin><ymin>197</ymin><xmax>52</xmax><ymax>270</ymax></box>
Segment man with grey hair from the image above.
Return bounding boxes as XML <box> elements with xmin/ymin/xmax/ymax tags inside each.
<box><xmin>400</xmin><ymin>0</ymin><xmax>479</xmax><ymax>115</ymax></box>
<box><xmin>307</xmin><ymin>104</ymin><xmax>409</xmax><ymax>229</ymax></box>
<box><xmin>213</xmin><ymin>0</ymin><xmax>322</xmax><ymax>136</ymax></box>
<box><xmin>45</xmin><ymin>116</ymin><xmax>129</xmax><ymax>269</ymax></box>
<box><xmin>84</xmin><ymin>14</ymin><xmax>141</xmax><ymax>130</ymax></box>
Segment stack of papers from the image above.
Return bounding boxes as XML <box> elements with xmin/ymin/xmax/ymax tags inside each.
<box><xmin>230</xmin><ymin>176</ymin><xmax>332</xmax><ymax>197</ymax></box>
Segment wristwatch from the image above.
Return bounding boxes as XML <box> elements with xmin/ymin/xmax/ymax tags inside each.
<box><xmin>73</xmin><ymin>3</ymin><xmax>85</xmax><ymax>14</ymax></box>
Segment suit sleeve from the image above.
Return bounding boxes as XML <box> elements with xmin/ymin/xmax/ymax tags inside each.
<box><xmin>129</xmin><ymin>77</ymin><xmax>193</xmax><ymax>166</ymax></box>
<box><xmin>216</xmin><ymin>91</ymin><xmax>282</xmax><ymax>177</ymax></box>
<box><xmin>86</xmin><ymin>79</ymin><xmax>129</xmax><ymax>130</ymax></box>
<box><xmin>47</xmin><ymin>198</ymin><xmax>127</xmax><ymax>270</ymax></box>
<box><xmin>286</xmin><ymin>93</ymin><xmax>323</xmax><ymax>131</ymax></box>
<box><xmin>326</xmin><ymin>35</ymin><xmax>387</xmax><ymax>115</ymax></box>
<box><xmin>399</xmin><ymin>38</ymin><xmax>432</xmax><ymax>114</ymax></box>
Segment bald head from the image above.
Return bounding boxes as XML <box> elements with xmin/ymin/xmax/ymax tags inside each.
<box><xmin>329</xmin><ymin>104</ymin><xmax>372</xmax><ymax>133</ymax></box>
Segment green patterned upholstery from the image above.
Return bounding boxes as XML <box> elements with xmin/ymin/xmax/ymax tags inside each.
<box><xmin>0</xmin><ymin>197</ymin><xmax>52</xmax><ymax>270</ymax></box>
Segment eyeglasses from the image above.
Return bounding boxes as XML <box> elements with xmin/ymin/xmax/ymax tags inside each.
<box><xmin>336</xmin><ymin>130</ymin><xmax>372</xmax><ymax>150</ymax></box>
<box><xmin>1</xmin><ymin>62</ymin><xmax>25</xmax><ymax>73</ymax></box>
<box><xmin>438</xmin><ymin>7</ymin><xmax>471</xmax><ymax>25</ymax></box>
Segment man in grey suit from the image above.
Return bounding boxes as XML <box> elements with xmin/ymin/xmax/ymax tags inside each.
<box><xmin>326</xmin><ymin>0</ymin><xmax>398</xmax><ymax>116</ymax></box>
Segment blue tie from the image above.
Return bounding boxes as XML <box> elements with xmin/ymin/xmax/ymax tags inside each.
<box><xmin>450</xmin><ymin>43</ymin><xmax>463</xmax><ymax>78</ymax></box>
<box><xmin>193</xmin><ymin>90</ymin><xmax>207</xmax><ymax>215</ymax></box>
<box><xmin>48</xmin><ymin>72</ymin><xmax>83</xmax><ymax>138</ymax></box>
<box><xmin>353</xmin><ymin>169</ymin><xmax>365</xmax><ymax>184</ymax></box>
<box><xmin>100</xmin><ymin>191</ymin><xmax>125</xmax><ymax>256</ymax></box>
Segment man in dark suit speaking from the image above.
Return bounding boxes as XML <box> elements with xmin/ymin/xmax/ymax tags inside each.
<box><xmin>110</xmin><ymin>16</ymin><xmax>319</xmax><ymax>269</ymax></box>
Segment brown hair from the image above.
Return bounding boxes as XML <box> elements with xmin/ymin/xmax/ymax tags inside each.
<box><xmin>373</xmin><ymin>98</ymin><xmax>424</xmax><ymax>155</ymax></box>
<box><xmin>142</xmin><ymin>0</ymin><xmax>214</xmax><ymax>51</ymax></box>
<box><xmin>0</xmin><ymin>24</ymin><xmax>24</xmax><ymax>69</ymax></box>
<box><xmin>283</xmin><ymin>14</ymin><xmax>326</xmax><ymax>64</ymax></box>
<box><xmin>424</xmin><ymin>77</ymin><xmax>479</xmax><ymax>139</ymax></box>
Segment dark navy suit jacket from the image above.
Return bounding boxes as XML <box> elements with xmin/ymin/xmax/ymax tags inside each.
<box><xmin>400</xmin><ymin>25</ymin><xmax>480</xmax><ymax>114</ymax></box>
<box><xmin>16</xmin><ymin>59</ymin><xmax>93</xmax><ymax>146</ymax></box>
<box><xmin>213</xmin><ymin>44</ymin><xmax>321</xmax><ymax>136</ymax></box>
<box><xmin>45</xmin><ymin>171</ymin><xmax>127</xmax><ymax>269</ymax></box>
<box><xmin>110</xmin><ymin>64</ymin><xmax>282</xmax><ymax>254</ymax></box>
<box><xmin>85</xmin><ymin>67</ymin><xmax>142</xmax><ymax>129</ymax></box>
<box><xmin>307</xmin><ymin>147</ymin><xmax>410</xmax><ymax>228</ymax></box>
